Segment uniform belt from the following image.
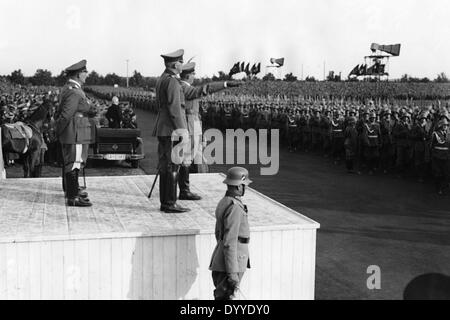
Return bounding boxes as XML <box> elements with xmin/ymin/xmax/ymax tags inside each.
<box><xmin>238</xmin><ymin>237</ymin><xmax>250</xmax><ymax>244</ymax></box>
<box><xmin>332</xmin><ymin>129</ymin><xmax>342</xmax><ymax>132</ymax></box>
<box><xmin>75</xmin><ymin>113</ymin><xmax>84</xmax><ymax>118</ymax></box>
<box><xmin>368</xmin><ymin>135</ymin><xmax>378</xmax><ymax>138</ymax></box>
<box><xmin>434</xmin><ymin>146</ymin><xmax>449</xmax><ymax>151</ymax></box>
<box><xmin>289</xmin><ymin>125</ymin><xmax>298</xmax><ymax>127</ymax></box>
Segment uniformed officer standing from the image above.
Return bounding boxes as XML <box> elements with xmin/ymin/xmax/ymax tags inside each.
<box><xmin>209</xmin><ymin>167</ymin><xmax>251</xmax><ymax>300</ymax></box>
<box><xmin>55</xmin><ymin>60</ymin><xmax>93</xmax><ymax>207</ymax></box>
<box><xmin>179</xmin><ymin>62</ymin><xmax>241</xmax><ymax>199</ymax></box>
<box><xmin>152</xmin><ymin>49</ymin><xmax>190</xmax><ymax>213</ymax></box>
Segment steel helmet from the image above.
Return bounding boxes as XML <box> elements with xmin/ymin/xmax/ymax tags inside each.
<box><xmin>348</xmin><ymin>116</ymin><xmax>357</xmax><ymax>124</ymax></box>
<box><xmin>223</xmin><ymin>167</ymin><xmax>252</xmax><ymax>186</ymax></box>
<box><xmin>438</xmin><ymin>118</ymin><xmax>449</xmax><ymax>129</ymax></box>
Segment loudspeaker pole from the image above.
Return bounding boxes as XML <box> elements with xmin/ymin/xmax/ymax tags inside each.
<box><xmin>126</xmin><ymin>59</ymin><xmax>129</xmax><ymax>88</ymax></box>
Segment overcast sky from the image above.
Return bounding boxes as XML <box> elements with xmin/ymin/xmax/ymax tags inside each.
<box><xmin>0</xmin><ymin>0</ymin><xmax>449</xmax><ymax>79</ymax></box>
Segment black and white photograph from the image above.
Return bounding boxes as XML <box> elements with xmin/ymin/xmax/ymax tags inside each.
<box><xmin>0</xmin><ymin>0</ymin><xmax>449</xmax><ymax>303</ymax></box>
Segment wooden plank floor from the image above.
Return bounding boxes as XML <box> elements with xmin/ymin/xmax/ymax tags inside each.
<box><xmin>0</xmin><ymin>174</ymin><xmax>319</xmax><ymax>243</ymax></box>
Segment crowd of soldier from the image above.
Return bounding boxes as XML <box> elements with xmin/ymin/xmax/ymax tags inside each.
<box><xmin>72</xmin><ymin>86</ymin><xmax>450</xmax><ymax>195</ymax></box>
<box><xmin>226</xmin><ymin>80</ymin><xmax>450</xmax><ymax>102</ymax></box>
<box><xmin>198</xmin><ymin>95</ymin><xmax>450</xmax><ymax>194</ymax></box>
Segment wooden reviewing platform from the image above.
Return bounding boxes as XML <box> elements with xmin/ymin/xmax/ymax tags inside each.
<box><xmin>0</xmin><ymin>174</ymin><xmax>319</xmax><ymax>300</ymax></box>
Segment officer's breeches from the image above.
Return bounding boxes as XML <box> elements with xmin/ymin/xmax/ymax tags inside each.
<box><xmin>61</xmin><ymin>144</ymin><xmax>88</xmax><ymax>199</ymax></box>
<box><xmin>61</xmin><ymin>144</ymin><xmax>88</xmax><ymax>173</ymax></box>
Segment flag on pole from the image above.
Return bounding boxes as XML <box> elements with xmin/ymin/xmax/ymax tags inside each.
<box><xmin>349</xmin><ymin>64</ymin><xmax>360</xmax><ymax>76</ymax></box>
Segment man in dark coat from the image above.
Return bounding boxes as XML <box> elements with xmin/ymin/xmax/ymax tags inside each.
<box><xmin>105</xmin><ymin>96</ymin><xmax>122</xmax><ymax>128</ymax></box>
<box><xmin>55</xmin><ymin>60</ymin><xmax>93</xmax><ymax>207</ymax></box>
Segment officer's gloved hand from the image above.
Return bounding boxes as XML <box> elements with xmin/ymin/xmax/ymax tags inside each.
<box><xmin>227</xmin><ymin>273</ymin><xmax>240</xmax><ymax>289</ymax></box>
<box><xmin>227</xmin><ymin>81</ymin><xmax>243</xmax><ymax>88</ymax></box>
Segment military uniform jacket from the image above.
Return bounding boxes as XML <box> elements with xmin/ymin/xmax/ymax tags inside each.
<box><xmin>152</xmin><ymin>69</ymin><xmax>187</xmax><ymax>137</ymax></box>
<box><xmin>431</xmin><ymin>130</ymin><xmax>450</xmax><ymax>160</ymax></box>
<box><xmin>180</xmin><ymin>81</ymin><xmax>227</xmax><ymax>135</ymax></box>
<box><xmin>393</xmin><ymin>121</ymin><xmax>411</xmax><ymax>147</ymax></box>
<box><xmin>55</xmin><ymin>80</ymin><xmax>93</xmax><ymax>144</ymax></box>
<box><xmin>362</xmin><ymin>122</ymin><xmax>381</xmax><ymax>147</ymax></box>
<box><xmin>410</xmin><ymin>124</ymin><xmax>429</xmax><ymax>153</ymax></box>
<box><xmin>209</xmin><ymin>191</ymin><xmax>250</xmax><ymax>273</ymax></box>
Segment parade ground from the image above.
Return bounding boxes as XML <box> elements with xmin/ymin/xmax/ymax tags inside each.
<box><xmin>5</xmin><ymin>108</ymin><xmax>450</xmax><ymax>300</ymax></box>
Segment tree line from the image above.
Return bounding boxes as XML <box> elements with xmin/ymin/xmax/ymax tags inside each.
<box><xmin>3</xmin><ymin>69</ymin><xmax>449</xmax><ymax>87</ymax></box>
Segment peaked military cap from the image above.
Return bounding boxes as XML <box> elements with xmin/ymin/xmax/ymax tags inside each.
<box><xmin>161</xmin><ymin>49</ymin><xmax>184</xmax><ymax>63</ymax></box>
<box><xmin>181</xmin><ymin>62</ymin><xmax>196</xmax><ymax>74</ymax></box>
<box><xmin>65</xmin><ymin>59</ymin><xmax>87</xmax><ymax>74</ymax></box>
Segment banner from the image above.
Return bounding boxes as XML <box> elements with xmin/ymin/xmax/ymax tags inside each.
<box><xmin>0</xmin><ymin>127</ymin><xmax>5</xmax><ymax>179</ymax></box>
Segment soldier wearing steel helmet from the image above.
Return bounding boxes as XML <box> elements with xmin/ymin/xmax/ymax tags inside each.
<box><xmin>430</xmin><ymin>118</ymin><xmax>450</xmax><ymax>195</ymax></box>
<box><xmin>410</xmin><ymin>110</ymin><xmax>431</xmax><ymax>183</ymax></box>
<box><xmin>209</xmin><ymin>167</ymin><xmax>251</xmax><ymax>300</ymax></box>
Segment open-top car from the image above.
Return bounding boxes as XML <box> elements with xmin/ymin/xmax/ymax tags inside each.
<box><xmin>87</xmin><ymin>126</ymin><xmax>144</xmax><ymax>168</ymax></box>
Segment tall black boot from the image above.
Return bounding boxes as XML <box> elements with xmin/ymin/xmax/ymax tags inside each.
<box><xmin>160</xmin><ymin>165</ymin><xmax>190</xmax><ymax>213</ymax></box>
<box><xmin>159</xmin><ymin>169</ymin><xmax>168</xmax><ymax>206</ymax></box>
<box><xmin>179</xmin><ymin>165</ymin><xmax>202</xmax><ymax>200</ymax></box>
<box><xmin>66</xmin><ymin>171</ymin><xmax>92</xmax><ymax>207</ymax></box>
<box><xmin>75</xmin><ymin>169</ymin><xmax>89</xmax><ymax>199</ymax></box>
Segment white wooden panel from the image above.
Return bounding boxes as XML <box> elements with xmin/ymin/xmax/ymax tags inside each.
<box><xmin>142</xmin><ymin>237</ymin><xmax>153</xmax><ymax>300</ymax></box>
<box><xmin>39</xmin><ymin>241</ymin><xmax>52</xmax><ymax>299</ymax></box>
<box><xmin>17</xmin><ymin>242</ymin><xmax>30</xmax><ymax>300</ymax></box>
<box><xmin>310</xmin><ymin>230</ymin><xmax>317</xmax><ymax>299</ymax></box>
<box><xmin>152</xmin><ymin>237</ymin><xmax>163</xmax><ymax>299</ymax></box>
<box><xmin>163</xmin><ymin>236</ymin><xmax>177</xmax><ymax>299</ymax></box>
<box><xmin>197</xmin><ymin>234</ymin><xmax>212</xmax><ymax>300</ymax></box>
<box><xmin>242</xmin><ymin>231</ymin><xmax>262</xmax><ymax>300</ymax></box>
<box><xmin>111</xmin><ymin>238</ymin><xmax>123</xmax><ymax>299</ymax></box>
<box><xmin>6</xmin><ymin>243</ymin><xmax>18</xmax><ymax>299</ymax></box>
<box><xmin>63</xmin><ymin>240</ymin><xmax>77</xmax><ymax>300</ymax></box>
<box><xmin>51</xmin><ymin>241</ymin><xmax>64</xmax><ymax>299</ymax></box>
<box><xmin>281</xmin><ymin>230</ymin><xmax>294</xmax><ymax>299</ymax></box>
<box><xmin>131</xmin><ymin>237</ymin><xmax>144</xmax><ymax>300</ymax></box>
<box><xmin>271</xmin><ymin>231</ymin><xmax>282</xmax><ymax>299</ymax></box>
<box><xmin>292</xmin><ymin>230</ymin><xmax>304</xmax><ymax>299</ymax></box>
<box><xmin>87</xmin><ymin>239</ymin><xmax>100</xmax><ymax>299</ymax></box>
<box><xmin>99</xmin><ymin>239</ymin><xmax>112</xmax><ymax>300</ymax></box>
<box><xmin>261</xmin><ymin>230</ymin><xmax>272</xmax><ymax>299</ymax></box>
<box><xmin>184</xmin><ymin>233</ymin><xmax>200</xmax><ymax>299</ymax></box>
<box><xmin>75</xmin><ymin>239</ymin><xmax>89</xmax><ymax>299</ymax></box>
<box><xmin>0</xmin><ymin>245</ymin><xmax>6</xmax><ymax>299</ymax></box>
<box><xmin>175</xmin><ymin>235</ymin><xmax>188</xmax><ymax>299</ymax></box>
<box><xmin>302</xmin><ymin>230</ymin><xmax>313</xmax><ymax>299</ymax></box>
<box><xmin>121</xmin><ymin>237</ymin><xmax>135</xmax><ymax>299</ymax></box>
